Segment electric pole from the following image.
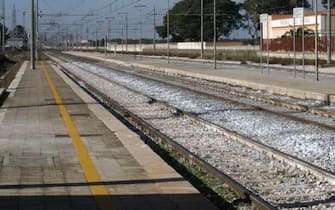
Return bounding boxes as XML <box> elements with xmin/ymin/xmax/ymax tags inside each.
<box><xmin>120</xmin><ymin>18</ymin><xmax>124</xmax><ymax>53</ymax></box>
<box><xmin>12</xmin><ymin>3</ymin><xmax>16</xmax><ymax>50</ymax></box>
<box><xmin>23</xmin><ymin>11</ymin><xmax>26</xmax><ymax>48</ymax></box>
<box><xmin>315</xmin><ymin>0</ymin><xmax>319</xmax><ymax>80</ymax></box>
<box><xmin>139</xmin><ymin>8</ymin><xmax>143</xmax><ymax>56</ymax></box>
<box><xmin>327</xmin><ymin>0</ymin><xmax>332</xmax><ymax>64</ymax></box>
<box><xmin>2</xmin><ymin>0</ymin><xmax>5</xmax><ymax>52</ymax></box>
<box><xmin>86</xmin><ymin>23</ymin><xmax>89</xmax><ymax>50</ymax></box>
<box><xmin>95</xmin><ymin>23</ymin><xmax>98</xmax><ymax>52</ymax></box>
<box><xmin>213</xmin><ymin>0</ymin><xmax>216</xmax><ymax>69</ymax></box>
<box><xmin>118</xmin><ymin>12</ymin><xmax>128</xmax><ymax>53</ymax></box>
<box><xmin>31</xmin><ymin>0</ymin><xmax>36</xmax><ymax>69</ymax></box>
<box><xmin>167</xmin><ymin>0</ymin><xmax>170</xmax><ymax>63</ymax></box>
<box><xmin>95</xmin><ymin>20</ymin><xmax>103</xmax><ymax>52</ymax></box>
<box><xmin>106</xmin><ymin>16</ymin><xmax>114</xmax><ymax>54</ymax></box>
<box><xmin>134</xmin><ymin>5</ymin><xmax>146</xmax><ymax>56</ymax></box>
<box><xmin>35</xmin><ymin>0</ymin><xmax>39</xmax><ymax>60</ymax></box>
<box><xmin>125</xmin><ymin>14</ymin><xmax>128</xmax><ymax>53</ymax></box>
<box><xmin>23</xmin><ymin>11</ymin><xmax>26</xmax><ymax>33</ymax></box>
<box><xmin>153</xmin><ymin>5</ymin><xmax>156</xmax><ymax>55</ymax></box>
<box><xmin>201</xmin><ymin>0</ymin><xmax>204</xmax><ymax>59</ymax></box>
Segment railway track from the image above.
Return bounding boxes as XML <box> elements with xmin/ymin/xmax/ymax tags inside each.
<box><xmin>53</xmin><ymin>53</ymin><xmax>335</xmax><ymax>172</ymax></box>
<box><xmin>60</xmin><ymin>53</ymin><xmax>335</xmax><ymax>126</ymax></box>
<box><xmin>63</xmin><ymin>52</ymin><xmax>335</xmax><ymax>118</ymax></box>
<box><xmin>47</xmin><ymin>53</ymin><xmax>335</xmax><ymax>209</ymax></box>
<box><xmin>101</xmin><ymin>64</ymin><xmax>335</xmax><ymax>131</ymax></box>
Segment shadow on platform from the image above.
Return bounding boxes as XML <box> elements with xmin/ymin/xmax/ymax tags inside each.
<box><xmin>0</xmin><ymin>178</ymin><xmax>220</xmax><ymax>210</ymax></box>
<box><xmin>0</xmin><ymin>177</ymin><xmax>185</xmax><ymax>190</ymax></box>
<box><xmin>0</xmin><ymin>193</ymin><xmax>219</xmax><ymax>210</ymax></box>
<box><xmin>0</xmin><ymin>101</ymin><xmax>99</xmax><ymax>110</ymax></box>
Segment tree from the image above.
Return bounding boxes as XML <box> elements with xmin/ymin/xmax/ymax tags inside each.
<box><xmin>322</xmin><ymin>0</ymin><xmax>335</xmax><ymax>9</ymax></box>
<box><xmin>281</xmin><ymin>27</ymin><xmax>314</xmax><ymax>38</ymax></box>
<box><xmin>156</xmin><ymin>0</ymin><xmax>242</xmax><ymax>42</ymax></box>
<box><xmin>13</xmin><ymin>25</ymin><xmax>27</xmax><ymax>39</ymax></box>
<box><xmin>0</xmin><ymin>23</ymin><xmax>10</xmax><ymax>44</ymax></box>
<box><xmin>243</xmin><ymin>0</ymin><xmax>310</xmax><ymax>42</ymax></box>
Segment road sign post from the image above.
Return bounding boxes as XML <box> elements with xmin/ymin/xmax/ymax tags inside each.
<box><xmin>293</xmin><ymin>7</ymin><xmax>305</xmax><ymax>78</ymax></box>
<box><xmin>260</xmin><ymin>14</ymin><xmax>269</xmax><ymax>74</ymax></box>
<box><xmin>315</xmin><ymin>0</ymin><xmax>319</xmax><ymax>81</ymax></box>
<box><xmin>293</xmin><ymin>7</ymin><xmax>304</xmax><ymax>78</ymax></box>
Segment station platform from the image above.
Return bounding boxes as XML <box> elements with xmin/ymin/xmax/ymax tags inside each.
<box><xmin>0</xmin><ymin>60</ymin><xmax>218</xmax><ymax>210</ymax></box>
<box><xmin>66</xmin><ymin>51</ymin><xmax>335</xmax><ymax>104</ymax></box>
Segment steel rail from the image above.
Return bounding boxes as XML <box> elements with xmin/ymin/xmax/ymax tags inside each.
<box><xmin>60</xmin><ymin>52</ymin><xmax>335</xmax><ymax>125</ymax></box>
<box><xmin>52</xmin><ymin>55</ymin><xmax>335</xmax><ymax>183</ymax></box>
<box><xmin>48</xmin><ymin>55</ymin><xmax>276</xmax><ymax>210</ymax></box>
<box><xmin>62</xmin><ymin>53</ymin><xmax>335</xmax><ymax>132</ymax></box>
<box><xmin>49</xmin><ymin>53</ymin><xmax>335</xmax><ymax>208</ymax></box>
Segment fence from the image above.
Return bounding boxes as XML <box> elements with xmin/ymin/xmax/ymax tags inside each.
<box><xmin>262</xmin><ymin>37</ymin><xmax>335</xmax><ymax>52</ymax></box>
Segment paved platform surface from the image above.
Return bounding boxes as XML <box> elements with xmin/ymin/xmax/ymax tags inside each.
<box><xmin>0</xmin><ymin>61</ymin><xmax>217</xmax><ymax>210</ymax></box>
<box><xmin>66</xmin><ymin>51</ymin><xmax>335</xmax><ymax>103</ymax></box>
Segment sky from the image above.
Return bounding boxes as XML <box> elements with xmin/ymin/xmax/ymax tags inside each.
<box><xmin>5</xmin><ymin>0</ymin><xmax>180</xmax><ymax>40</ymax></box>
<box><xmin>3</xmin><ymin>0</ymin><xmax>326</xmax><ymax>41</ymax></box>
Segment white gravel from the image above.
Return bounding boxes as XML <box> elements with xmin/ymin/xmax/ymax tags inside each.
<box><xmin>58</xmin><ymin>61</ymin><xmax>335</xmax><ymax>209</ymax></box>
<box><xmin>69</xmin><ymin>61</ymin><xmax>335</xmax><ymax>174</ymax></box>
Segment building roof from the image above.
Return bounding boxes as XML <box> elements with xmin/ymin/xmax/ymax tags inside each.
<box><xmin>7</xmin><ymin>37</ymin><xmax>27</xmax><ymax>41</ymax></box>
<box><xmin>271</xmin><ymin>9</ymin><xmax>335</xmax><ymax>20</ymax></box>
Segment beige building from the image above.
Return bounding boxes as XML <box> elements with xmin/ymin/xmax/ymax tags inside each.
<box><xmin>262</xmin><ymin>9</ymin><xmax>335</xmax><ymax>39</ymax></box>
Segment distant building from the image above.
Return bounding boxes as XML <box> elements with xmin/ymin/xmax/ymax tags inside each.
<box><xmin>262</xmin><ymin>9</ymin><xmax>335</xmax><ymax>39</ymax></box>
<box><xmin>7</xmin><ymin>37</ymin><xmax>28</xmax><ymax>49</ymax></box>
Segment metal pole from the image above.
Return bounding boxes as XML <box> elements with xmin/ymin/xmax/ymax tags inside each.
<box><xmin>153</xmin><ymin>5</ymin><xmax>156</xmax><ymax>55</ymax></box>
<box><xmin>86</xmin><ymin>23</ymin><xmax>90</xmax><ymax>51</ymax></box>
<box><xmin>23</xmin><ymin>11</ymin><xmax>26</xmax><ymax>39</ymax></box>
<box><xmin>121</xmin><ymin>19</ymin><xmax>124</xmax><ymax>54</ymax></box>
<box><xmin>66</xmin><ymin>26</ymin><xmax>69</xmax><ymax>51</ymax></box>
<box><xmin>135</xmin><ymin>6</ymin><xmax>146</xmax><ymax>56</ymax></box>
<box><xmin>327</xmin><ymin>0</ymin><xmax>332</xmax><ymax>64</ymax></box>
<box><xmin>213</xmin><ymin>0</ymin><xmax>216</xmax><ymax>69</ymax></box>
<box><xmin>23</xmin><ymin>11</ymin><xmax>26</xmax><ymax>30</ymax></box>
<box><xmin>105</xmin><ymin>35</ymin><xmax>107</xmax><ymax>55</ymax></box>
<box><xmin>315</xmin><ymin>0</ymin><xmax>319</xmax><ymax>81</ymax></box>
<box><xmin>105</xmin><ymin>20</ymin><xmax>110</xmax><ymax>55</ymax></box>
<box><xmin>23</xmin><ymin>11</ymin><xmax>27</xmax><ymax>49</ymax></box>
<box><xmin>134</xmin><ymin>5</ymin><xmax>146</xmax><ymax>56</ymax></box>
<box><xmin>260</xmin><ymin>22</ymin><xmax>263</xmax><ymax>74</ymax></box>
<box><xmin>1</xmin><ymin>0</ymin><xmax>4</xmax><ymax>52</ymax></box>
<box><xmin>35</xmin><ymin>0</ymin><xmax>39</xmax><ymax>60</ymax></box>
<box><xmin>267</xmin><ymin>19</ymin><xmax>269</xmax><ymax>74</ymax></box>
<box><xmin>118</xmin><ymin>13</ymin><xmax>128</xmax><ymax>53</ymax></box>
<box><xmin>80</xmin><ymin>22</ymin><xmax>83</xmax><ymax>49</ymax></box>
<box><xmin>107</xmin><ymin>17</ymin><xmax>114</xmax><ymax>55</ymax></box>
<box><xmin>109</xmin><ymin>20</ymin><xmax>112</xmax><ymax>42</ymax></box>
<box><xmin>31</xmin><ymin>0</ymin><xmax>35</xmax><ymax>69</ymax></box>
<box><xmin>201</xmin><ymin>0</ymin><xmax>204</xmax><ymax>59</ymax></box>
<box><xmin>293</xmin><ymin>17</ymin><xmax>296</xmax><ymax>77</ymax></box>
<box><xmin>141</xmin><ymin>9</ymin><xmax>143</xmax><ymax>56</ymax></box>
<box><xmin>167</xmin><ymin>0</ymin><xmax>170</xmax><ymax>63</ymax></box>
<box><xmin>13</xmin><ymin>4</ymin><xmax>16</xmax><ymax>51</ymax></box>
<box><xmin>302</xmin><ymin>12</ymin><xmax>305</xmax><ymax>78</ymax></box>
<box><xmin>125</xmin><ymin>13</ymin><xmax>128</xmax><ymax>53</ymax></box>
<box><xmin>95</xmin><ymin>24</ymin><xmax>98</xmax><ymax>52</ymax></box>
<box><xmin>58</xmin><ymin>24</ymin><xmax>61</xmax><ymax>50</ymax></box>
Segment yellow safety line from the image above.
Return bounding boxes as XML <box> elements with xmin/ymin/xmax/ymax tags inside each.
<box><xmin>40</xmin><ymin>61</ymin><xmax>115</xmax><ymax>210</ymax></box>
